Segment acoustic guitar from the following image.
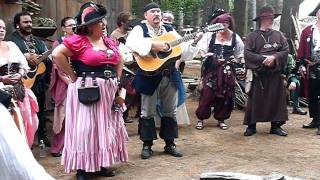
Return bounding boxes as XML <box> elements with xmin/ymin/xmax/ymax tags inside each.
<box><xmin>133</xmin><ymin>23</ymin><xmax>225</xmax><ymax>72</ymax></box>
<box><xmin>22</xmin><ymin>49</ymin><xmax>52</xmax><ymax>88</ymax></box>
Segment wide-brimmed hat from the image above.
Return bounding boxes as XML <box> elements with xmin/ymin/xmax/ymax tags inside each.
<box><xmin>207</xmin><ymin>9</ymin><xmax>227</xmax><ymax>23</ymax></box>
<box><xmin>75</xmin><ymin>2</ymin><xmax>107</xmax><ymax>27</ymax></box>
<box><xmin>309</xmin><ymin>3</ymin><xmax>320</xmax><ymax>16</ymax></box>
<box><xmin>253</xmin><ymin>6</ymin><xmax>281</xmax><ymax>21</ymax></box>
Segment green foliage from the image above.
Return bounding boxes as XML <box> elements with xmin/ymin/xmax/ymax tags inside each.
<box><xmin>160</xmin><ymin>0</ymin><xmax>203</xmax><ymax>13</ymax></box>
<box><xmin>160</xmin><ymin>0</ymin><xmax>203</xmax><ymax>25</ymax></box>
<box><xmin>132</xmin><ymin>0</ymin><xmax>138</xmax><ymax>17</ymax></box>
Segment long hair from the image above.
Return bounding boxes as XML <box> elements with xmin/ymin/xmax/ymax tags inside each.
<box><xmin>116</xmin><ymin>11</ymin><xmax>131</xmax><ymax>27</ymax></box>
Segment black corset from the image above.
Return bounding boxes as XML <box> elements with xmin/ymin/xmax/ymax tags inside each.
<box><xmin>0</xmin><ymin>63</ymin><xmax>20</xmax><ymax>76</ymax></box>
<box><xmin>208</xmin><ymin>33</ymin><xmax>236</xmax><ymax>60</ymax></box>
<box><xmin>0</xmin><ymin>63</ymin><xmax>25</xmax><ymax>101</ymax></box>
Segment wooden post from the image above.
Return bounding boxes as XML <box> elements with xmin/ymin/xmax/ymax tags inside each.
<box><xmin>0</xmin><ymin>0</ymin><xmax>22</xmax><ymax>35</ymax></box>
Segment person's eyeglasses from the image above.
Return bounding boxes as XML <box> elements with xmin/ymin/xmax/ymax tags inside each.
<box><xmin>65</xmin><ymin>24</ymin><xmax>76</xmax><ymax>27</ymax></box>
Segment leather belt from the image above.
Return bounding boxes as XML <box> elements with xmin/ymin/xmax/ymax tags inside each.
<box><xmin>77</xmin><ymin>70</ymin><xmax>117</xmax><ymax>79</ymax></box>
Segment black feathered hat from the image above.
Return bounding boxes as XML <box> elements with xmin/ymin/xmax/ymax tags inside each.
<box><xmin>75</xmin><ymin>2</ymin><xmax>107</xmax><ymax>27</ymax></box>
<box><xmin>207</xmin><ymin>9</ymin><xmax>227</xmax><ymax>24</ymax></box>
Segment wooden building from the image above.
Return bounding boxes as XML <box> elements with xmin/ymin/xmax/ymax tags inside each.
<box><xmin>0</xmin><ymin>0</ymin><xmax>132</xmax><ymax>38</ymax></box>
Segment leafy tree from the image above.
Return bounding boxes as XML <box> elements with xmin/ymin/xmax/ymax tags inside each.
<box><xmin>160</xmin><ymin>0</ymin><xmax>204</xmax><ymax>26</ymax></box>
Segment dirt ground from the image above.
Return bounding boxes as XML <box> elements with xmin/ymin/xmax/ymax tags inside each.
<box><xmin>33</xmin><ymin>63</ymin><xmax>320</xmax><ymax>179</ymax></box>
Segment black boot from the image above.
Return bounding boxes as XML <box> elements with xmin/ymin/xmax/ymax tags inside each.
<box><xmin>317</xmin><ymin>127</ymin><xmax>320</xmax><ymax>135</ymax></box>
<box><xmin>164</xmin><ymin>145</ymin><xmax>183</xmax><ymax>157</ymax></box>
<box><xmin>141</xmin><ymin>145</ymin><xmax>153</xmax><ymax>159</ymax></box>
<box><xmin>92</xmin><ymin>167</ymin><xmax>115</xmax><ymax>177</ymax></box>
<box><xmin>164</xmin><ymin>140</ymin><xmax>183</xmax><ymax>157</ymax></box>
<box><xmin>76</xmin><ymin>170</ymin><xmax>89</xmax><ymax>180</ymax></box>
<box><xmin>270</xmin><ymin>125</ymin><xmax>288</xmax><ymax>136</ymax></box>
<box><xmin>138</xmin><ymin>117</ymin><xmax>157</xmax><ymax>141</ymax></box>
<box><xmin>292</xmin><ymin>107</ymin><xmax>307</xmax><ymax>115</ymax></box>
<box><xmin>302</xmin><ymin>119</ymin><xmax>318</xmax><ymax>129</ymax></box>
<box><xmin>244</xmin><ymin>124</ymin><xmax>256</xmax><ymax>136</ymax></box>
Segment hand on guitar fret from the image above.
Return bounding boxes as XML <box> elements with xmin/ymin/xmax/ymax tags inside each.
<box><xmin>151</xmin><ymin>41</ymin><xmax>171</xmax><ymax>52</ymax></box>
<box><xmin>193</xmin><ymin>32</ymin><xmax>204</xmax><ymax>45</ymax></box>
<box><xmin>24</xmin><ymin>52</ymin><xmax>39</xmax><ymax>66</ymax></box>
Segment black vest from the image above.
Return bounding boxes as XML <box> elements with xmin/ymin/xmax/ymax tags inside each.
<box><xmin>208</xmin><ymin>32</ymin><xmax>237</xmax><ymax>60</ymax></box>
<box><xmin>132</xmin><ymin>23</ymin><xmax>175</xmax><ymax>95</ymax></box>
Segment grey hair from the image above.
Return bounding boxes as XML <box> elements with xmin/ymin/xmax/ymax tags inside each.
<box><xmin>162</xmin><ymin>11</ymin><xmax>174</xmax><ymax>20</ymax></box>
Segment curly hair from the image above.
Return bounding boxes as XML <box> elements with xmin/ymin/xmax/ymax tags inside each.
<box><xmin>13</xmin><ymin>11</ymin><xmax>31</xmax><ymax>29</ymax></box>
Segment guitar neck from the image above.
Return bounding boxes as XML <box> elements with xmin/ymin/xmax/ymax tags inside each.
<box><xmin>169</xmin><ymin>33</ymin><xmax>197</xmax><ymax>47</ymax></box>
<box><xmin>34</xmin><ymin>49</ymin><xmax>52</xmax><ymax>65</ymax></box>
<box><xmin>168</xmin><ymin>23</ymin><xmax>224</xmax><ymax>48</ymax></box>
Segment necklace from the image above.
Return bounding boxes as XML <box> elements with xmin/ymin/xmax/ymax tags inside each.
<box><xmin>261</xmin><ymin>34</ymin><xmax>272</xmax><ymax>49</ymax></box>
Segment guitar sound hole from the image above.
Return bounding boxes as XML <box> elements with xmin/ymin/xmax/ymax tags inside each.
<box><xmin>29</xmin><ymin>64</ymin><xmax>37</xmax><ymax>70</ymax></box>
<box><xmin>157</xmin><ymin>50</ymin><xmax>172</xmax><ymax>59</ymax></box>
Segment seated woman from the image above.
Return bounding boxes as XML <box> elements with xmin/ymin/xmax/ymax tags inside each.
<box><xmin>0</xmin><ymin>18</ymin><xmax>38</xmax><ymax>147</ymax></box>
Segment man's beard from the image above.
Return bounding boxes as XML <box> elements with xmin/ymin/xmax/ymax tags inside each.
<box><xmin>19</xmin><ymin>27</ymin><xmax>32</xmax><ymax>35</ymax></box>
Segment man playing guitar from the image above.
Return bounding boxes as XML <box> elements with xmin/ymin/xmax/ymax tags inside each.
<box><xmin>126</xmin><ymin>2</ymin><xmax>202</xmax><ymax>159</ymax></box>
<box><xmin>7</xmin><ymin>12</ymin><xmax>52</xmax><ymax>147</ymax></box>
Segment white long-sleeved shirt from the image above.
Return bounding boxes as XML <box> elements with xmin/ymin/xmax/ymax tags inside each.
<box><xmin>197</xmin><ymin>31</ymin><xmax>244</xmax><ymax>60</ymax></box>
<box><xmin>126</xmin><ymin>21</ymin><xmax>199</xmax><ymax>62</ymax></box>
<box><xmin>0</xmin><ymin>41</ymin><xmax>30</xmax><ymax>75</ymax></box>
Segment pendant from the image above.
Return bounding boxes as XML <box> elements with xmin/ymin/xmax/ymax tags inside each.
<box><xmin>263</xmin><ymin>43</ymin><xmax>272</xmax><ymax>49</ymax></box>
<box><xmin>106</xmin><ymin>49</ymin><xmax>114</xmax><ymax>58</ymax></box>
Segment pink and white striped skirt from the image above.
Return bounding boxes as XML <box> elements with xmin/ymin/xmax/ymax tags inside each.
<box><xmin>62</xmin><ymin>77</ymin><xmax>128</xmax><ymax>173</ymax></box>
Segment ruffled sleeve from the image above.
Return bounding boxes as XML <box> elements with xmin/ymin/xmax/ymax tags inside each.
<box><xmin>63</xmin><ymin>35</ymin><xmax>88</xmax><ymax>55</ymax></box>
<box><xmin>8</xmin><ymin>41</ymin><xmax>30</xmax><ymax>71</ymax></box>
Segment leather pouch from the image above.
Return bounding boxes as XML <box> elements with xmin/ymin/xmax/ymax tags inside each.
<box><xmin>78</xmin><ymin>72</ymin><xmax>100</xmax><ymax>105</ymax></box>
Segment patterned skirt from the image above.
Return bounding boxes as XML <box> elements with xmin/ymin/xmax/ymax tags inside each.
<box><xmin>62</xmin><ymin>77</ymin><xmax>128</xmax><ymax>173</ymax></box>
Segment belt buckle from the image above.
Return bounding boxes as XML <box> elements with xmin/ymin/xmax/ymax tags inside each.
<box><xmin>104</xmin><ymin>70</ymin><xmax>112</xmax><ymax>78</ymax></box>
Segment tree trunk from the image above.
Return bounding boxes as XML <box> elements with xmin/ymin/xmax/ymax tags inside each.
<box><xmin>256</xmin><ymin>0</ymin><xmax>267</xmax><ymax>15</ymax></box>
<box><xmin>136</xmin><ymin>0</ymin><xmax>152</xmax><ymax>19</ymax></box>
<box><xmin>280</xmin><ymin>0</ymin><xmax>303</xmax><ymax>55</ymax></box>
<box><xmin>248</xmin><ymin>0</ymin><xmax>257</xmax><ymax>30</ymax></box>
<box><xmin>203</xmin><ymin>0</ymin><xmax>230</xmax><ymax>24</ymax></box>
<box><xmin>234</xmin><ymin>0</ymin><xmax>248</xmax><ymax>38</ymax></box>
<box><xmin>280</xmin><ymin>0</ymin><xmax>302</xmax><ymax>39</ymax></box>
